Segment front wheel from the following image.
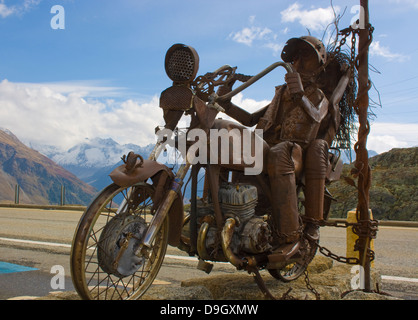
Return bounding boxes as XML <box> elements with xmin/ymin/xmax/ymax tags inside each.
<box><xmin>70</xmin><ymin>182</ymin><xmax>168</xmax><ymax>300</ymax></box>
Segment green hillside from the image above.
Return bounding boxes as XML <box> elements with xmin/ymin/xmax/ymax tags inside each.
<box><xmin>328</xmin><ymin>147</ymin><xmax>418</xmax><ymax>221</ymax></box>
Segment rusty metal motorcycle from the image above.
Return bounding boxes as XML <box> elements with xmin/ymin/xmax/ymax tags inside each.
<box><xmin>70</xmin><ymin>43</ymin><xmax>348</xmax><ymax>300</ymax></box>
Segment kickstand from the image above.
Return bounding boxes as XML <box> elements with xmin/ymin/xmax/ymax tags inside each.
<box><xmin>251</xmin><ymin>268</ymin><xmax>298</xmax><ymax>300</ymax></box>
<box><xmin>250</xmin><ymin>268</ymin><xmax>277</xmax><ymax>300</ymax></box>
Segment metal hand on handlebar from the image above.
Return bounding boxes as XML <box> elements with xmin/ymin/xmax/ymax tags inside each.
<box><xmin>192</xmin><ymin>65</ymin><xmax>236</xmax><ymax>101</ymax></box>
<box><xmin>192</xmin><ymin>76</ymin><xmax>215</xmax><ymax>101</ymax></box>
<box><xmin>206</xmin><ymin>65</ymin><xmax>237</xmax><ymax>86</ymax></box>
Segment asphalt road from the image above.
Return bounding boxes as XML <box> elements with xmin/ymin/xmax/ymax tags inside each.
<box><xmin>0</xmin><ymin>207</ymin><xmax>417</xmax><ymax>300</ymax></box>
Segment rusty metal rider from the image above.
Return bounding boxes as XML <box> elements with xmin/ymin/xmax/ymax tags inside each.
<box><xmin>218</xmin><ymin>36</ymin><xmax>338</xmax><ymax>257</ymax></box>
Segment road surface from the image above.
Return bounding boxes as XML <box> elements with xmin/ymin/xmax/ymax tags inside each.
<box><xmin>0</xmin><ymin>207</ymin><xmax>417</xmax><ymax>300</ymax></box>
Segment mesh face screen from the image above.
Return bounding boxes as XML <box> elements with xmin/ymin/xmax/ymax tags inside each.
<box><xmin>166</xmin><ymin>47</ymin><xmax>196</xmax><ymax>82</ymax></box>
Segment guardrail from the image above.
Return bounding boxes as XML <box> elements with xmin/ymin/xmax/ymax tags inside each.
<box><xmin>1</xmin><ymin>203</ymin><xmax>417</xmax><ymax>228</ymax></box>
<box><xmin>0</xmin><ymin>203</ymin><xmax>86</xmax><ymax>211</ymax></box>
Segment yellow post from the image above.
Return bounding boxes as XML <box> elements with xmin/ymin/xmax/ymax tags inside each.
<box><xmin>346</xmin><ymin>209</ymin><xmax>374</xmax><ymax>267</ymax></box>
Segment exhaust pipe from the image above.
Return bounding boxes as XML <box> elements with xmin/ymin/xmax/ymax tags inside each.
<box><xmin>221</xmin><ymin>218</ymin><xmax>246</xmax><ymax>269</ymax></box>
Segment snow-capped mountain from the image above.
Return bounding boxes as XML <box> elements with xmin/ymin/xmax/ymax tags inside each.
<box><xmin>37</xmin><ymin>137</ymin><xmax>155</xmax><ymax>191</ymax></box>
<box><xmin>45</xmin><ymin>137</ymin><xmax>152</xmax><ymax>168</ymax></box>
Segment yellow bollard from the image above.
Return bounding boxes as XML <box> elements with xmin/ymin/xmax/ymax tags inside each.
<box><xmin>346</xmin><ymin>209</ymin><xmax>375</xmax><ymax>267</ymax></box>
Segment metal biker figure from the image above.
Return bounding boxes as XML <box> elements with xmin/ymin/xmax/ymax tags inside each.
<box><xmin>217</xmin><ymin>36</ymin><xmax>333</xmax><ymax>257</ymax></box>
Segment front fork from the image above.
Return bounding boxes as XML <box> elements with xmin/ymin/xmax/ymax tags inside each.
<box><xmin>135</xmin><ymin>147</ymin><xmax>193</xmax><ymax>256</ymax></box>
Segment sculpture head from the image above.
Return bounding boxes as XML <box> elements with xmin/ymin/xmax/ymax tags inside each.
<box><xmin>281</xmin><ymin>36</ymin><xmax>327</xmax><ymax>74</ymax></box>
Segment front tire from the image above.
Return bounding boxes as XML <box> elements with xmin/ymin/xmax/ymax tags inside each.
<box><xmin>70</xmin><ymin>182</ymin><xmax>168</xmax><ymax>300</ymax></box>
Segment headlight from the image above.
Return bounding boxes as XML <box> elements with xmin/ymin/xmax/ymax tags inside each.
<box><xmin>164</xmin><ymin>43</ymin><xmax>199</xmax><ymax>84</ymax></box>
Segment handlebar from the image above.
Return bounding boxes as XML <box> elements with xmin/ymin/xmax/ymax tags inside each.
<box><xmin>216</xmin><ymin>61</ymin><xmax>293</xmax><ymax>102</ymax></box>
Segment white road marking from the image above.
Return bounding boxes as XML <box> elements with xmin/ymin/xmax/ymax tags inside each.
<box><xmin>381</xmin><ymin>275</ymin><xmax>418</xmax><ymax>283</ymax></box>
<box><xmin>0</xmin><ymin>237</ymin><xmax>71</xmax><ymax>248</ymax></box>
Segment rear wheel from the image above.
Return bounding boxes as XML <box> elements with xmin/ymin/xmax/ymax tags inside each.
<box><xmin>267</xmin><ymin>236</ymin><xmax>318</xmax><ymax>282</ymax></box>
<box><xmin>70</xmin><ymin>182</ymin><xmax>168</xmax><ymax>300</ymax></box>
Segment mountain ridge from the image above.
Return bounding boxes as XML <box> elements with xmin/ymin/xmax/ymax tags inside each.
<box><xmin>0</xmin><ymin>129</ymin><xmax>97</xmax><ymax>205</ymax></box>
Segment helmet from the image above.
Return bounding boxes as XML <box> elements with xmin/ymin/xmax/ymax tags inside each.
<box><xmin>281</xmin><ymin>36</ymin><xmax>327</xmax><ymax>65</ymax></box>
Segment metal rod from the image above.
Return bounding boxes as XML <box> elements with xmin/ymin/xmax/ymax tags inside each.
<box><xmin>190</xmin><ymin>164</ymin><xmax>199</xmax><ymax>253</ymax></box>
<box><xmin>357</xmin><ymin>0</ymin><xmax>372</xmax><ymax>292</ymax></box>
<box><xmin>61</xmin><ymin>185</ymin><xmax>65</xmax><ymax>206</ymax></box>
<box><xmin>15</xmin><ymin>184</ymin><xmax>20</xmax><ymax>204</ymax></box>
<box><xmin>148</xmin><ymin>139</ymin><xmax>164</xmax><ymax>161</ymax></box>
<box><xmin>217</xmin><ymin>61</ymin><xmax>292</xmax><ymax>102</ymax></box>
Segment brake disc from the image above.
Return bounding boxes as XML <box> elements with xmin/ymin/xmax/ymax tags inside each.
<box><xmin>98</xmin><ymin>215</ymin><xmax>147</xmax><ymax>278</ymax></box>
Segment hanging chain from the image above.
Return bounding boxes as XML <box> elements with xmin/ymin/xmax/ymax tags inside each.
<box><xmin>304</xmin><ymin>270</ymin><xmax>321</xmax><ymax>300</ymax></box>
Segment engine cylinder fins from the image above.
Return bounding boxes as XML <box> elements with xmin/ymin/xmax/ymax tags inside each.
<box><xmin>218</xmin><ymin>183</ymin><xmax>258</xmax><ymax>222</ymax></box>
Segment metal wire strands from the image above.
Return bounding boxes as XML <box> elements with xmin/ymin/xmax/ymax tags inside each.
<box><xmin>165</xmin><ymin>44</ymin><xmax>199</xmax><ymax>83</ymax></box>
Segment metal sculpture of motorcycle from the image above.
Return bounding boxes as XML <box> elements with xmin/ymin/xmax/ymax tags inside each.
<box><xmin>70</xmin><ymin>43</ymin><xmax>345</xmax><ymax>300</ymax></box>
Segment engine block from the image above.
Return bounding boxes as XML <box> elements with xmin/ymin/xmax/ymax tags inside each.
<box><xmin>197</xmin><ymin>183</ymin><xmax>272</xmax><ymax>260</ymax></box>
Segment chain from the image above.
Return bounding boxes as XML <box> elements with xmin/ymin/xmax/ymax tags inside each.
<box><xmin>353</xmin><ymin>218</ymin><xmax>379</xmax><ymax>239</ymax></box>
<box><xmin>304</xmin><ymin>270</ymin><xmax>321</xmax><ymax>300</ymax></box>
<box><xmin>317</xmin><ymin>243</ymin><xmax>360</xmax><ymax>264</ymax></box>
<box><xmin>302</xmin><ymin>216</ymin><xmax>377</xmax><ymax>265</ymax></box>
<box><xmin>302</xmin><ymin>216</ymin><xmax>357</xmax><ymax>228</ymax></box>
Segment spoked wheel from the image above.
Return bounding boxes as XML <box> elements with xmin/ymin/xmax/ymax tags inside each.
<box><xmin>70</xmin><ymin>182</ymin><xmax>168</xmax><ymax>300</ymax></box>
<box><xmin>268</xmin><ymin>237</ymin><xmax>318</xmax><ymax>282</ymax></box>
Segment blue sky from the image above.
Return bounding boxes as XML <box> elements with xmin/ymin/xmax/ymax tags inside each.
<box><xmin>0</xmin><ymin>0</ymin><xmax>417</xmax><ymax>153</ymax></box>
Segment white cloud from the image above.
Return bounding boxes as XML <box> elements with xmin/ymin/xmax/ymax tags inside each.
<box><xmin>0</xmin><ymin>0</ymin><xmax>41</xmax><ymax>18</ymax></box>
<box><xmin>280</xmin><ymin>3</ymin><xmax>339</xmax><ymax>32</ymax></box>
<box><xmin>216</xmin><ymin>93</ymin><xmax>274</xmax><ymax>125</ymax></box>
<box><xmin>367</xmin><ymin>122</ymin><xmax>418</xmax><ymax>153</ymax></box>
<box><xmin>22</xmin><ymin>0</ymin><xmax>41</xmax><ymax>10</ymax></box>
<box><xmin>228</xmin><ymin>16</ymin><xmax>282</xmax><ymax>55</ymax></box>
<box><xmin>0</xmin><ymin>79</ymin><xmax>161</xmax><ymax>150</ymax></box>
<box><xmin>263</xmin><ymin>42</ymin><xmax>282</xmax><ymax>55</ymax></box>
<box><xmin>228</xmin><ymin>4</ymin><xmax>344</xmax><ymax>56</ymax></box>
<box><xmin>367</xmin><ymin>135</ymin><xmax>409</xmax><ymax>154</ymax></box>
<box><xmin>0</xmin><ymin>1</ymin><xmax>14</xmax><ymax>18</ymax></box>
<box><xmin>231</xmin><ymin>93</ymin><xmax>270</xmax><ymax>114</ymax></box>
<box><xmin>19</xmin><ymin>80</ymin><xmax>127</xmax><ymax>98</ymax></box>
<box><xmin>370</xmin><ymin>41</ymin><xmax>409</xmax><ymax>62</ymax></box>
<box><xmin>229</xmin><ymin>26</ymin><xmax>273</xmax><ymax>46</ymax></box>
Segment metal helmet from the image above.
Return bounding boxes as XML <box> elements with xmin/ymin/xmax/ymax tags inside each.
<box><xmin>281</xmin><ymin>36</ymin><xmax>327</xmax><ymax>65</ymax></box>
